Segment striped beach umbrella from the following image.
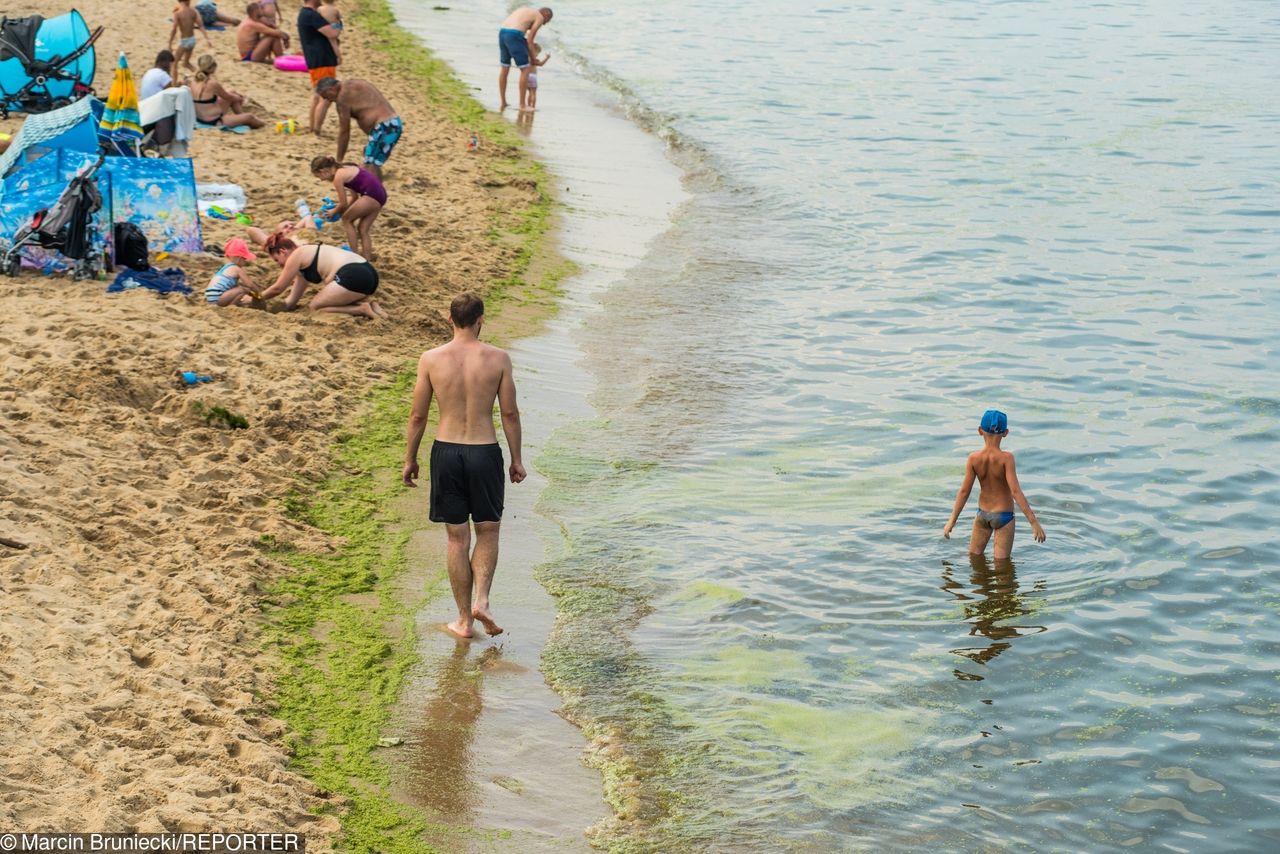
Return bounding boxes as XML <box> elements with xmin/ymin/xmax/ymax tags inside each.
<box><xmin>98</xmin><ymin>52</ymin><xmax>142</xmax><ymax>152</ymax></box>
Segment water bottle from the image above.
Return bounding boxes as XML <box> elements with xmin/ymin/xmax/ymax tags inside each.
<box><xmin>295</xmin><ymin>198</ymin><xmax>312</xmax><ymax>220</ymax></box>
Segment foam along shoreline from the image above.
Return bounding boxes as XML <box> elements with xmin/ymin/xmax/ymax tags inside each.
<box><xmin>0</xmin><ymin>0</ymin><xmax>552</xmax><ymax>847</ymax></box>
<box><xmin>386</xmin><ymin>0</ymin><xmax>688</xmax><ymax>845</ymax></box>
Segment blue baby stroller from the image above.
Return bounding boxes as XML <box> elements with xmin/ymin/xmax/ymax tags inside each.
<box><xmin>0</xmin><ymin>10</ymin><xmax>102</xmax><ymax>119</ymax></box>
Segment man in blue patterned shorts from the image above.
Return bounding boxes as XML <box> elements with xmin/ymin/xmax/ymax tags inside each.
<box><xmin>316</xmin><ymin>77</ymin><xmax>403</xmax><ymax>180</ymax></box>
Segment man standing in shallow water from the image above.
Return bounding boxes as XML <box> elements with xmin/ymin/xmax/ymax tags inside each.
<box><xmin>403</xmin><ymin>293</ymin><xmax>526</xmax><ymax>639</ymax></box>
<box><xmin>498</xmin><ymin>6</ymin><xmax>553</xmax><ymax>111</ymax></box>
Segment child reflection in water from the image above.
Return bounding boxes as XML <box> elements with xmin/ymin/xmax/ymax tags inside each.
<box><xmin>942</xmin><ymin>554</ymin><xmax>1046</xmax><ymax>680</ymax></box>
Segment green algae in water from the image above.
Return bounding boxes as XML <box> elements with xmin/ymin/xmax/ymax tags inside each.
<box><xmin>735</xmin><ymin>699</ymin><xmax>938</xmax><ymax>810</ymax></box>
<box><xmin>679</xmin><ymin>644</ymin><xmax>813</xmax><ymax>690</ymax></box>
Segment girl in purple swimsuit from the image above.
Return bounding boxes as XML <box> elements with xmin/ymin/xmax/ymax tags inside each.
<box><xmin>310</xmin><ymin>155</ymin><xmax>386</xmax><ymax>261</ymax></box>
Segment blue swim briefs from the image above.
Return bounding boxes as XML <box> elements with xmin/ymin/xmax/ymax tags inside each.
<box><xmin>976</xmin><ymin>509</ymin><xmax>1015</xmax><ymax>530</ymax></box>
<box><xmin>498</xmin><ymin>27</ymin><xmax>530</xmax><ymax>68</ymax></box>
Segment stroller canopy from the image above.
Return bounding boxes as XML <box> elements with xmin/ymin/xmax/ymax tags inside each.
<box><xmin>0</xmin><ymin>16</ymin><xmax>43</xmax><ymax>63</ymax></box>
<box><xmin>0</xmin><ymin>10</ymin><xmax>96</xmax><ymax>104</ymax></box>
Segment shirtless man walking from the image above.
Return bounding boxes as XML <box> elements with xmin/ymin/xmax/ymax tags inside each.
<box><xmin>497</xmin><ymin>6</ymin><xmax>552</xmax><ymax>111</ymax></box>
<box><xmin>315</xmin><ymin>77</ymin><xmax>403</xmax><ymax>180</ymax></box>
<box><xmin>403</xmin><ymin>293</ymin><xmax>526</xmax><ymax>639</ymax></box>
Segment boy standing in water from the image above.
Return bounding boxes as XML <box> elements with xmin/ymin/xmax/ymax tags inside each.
<box><xmin>943</xmin><ymin>409</ymin><xmax>1046</xmax><ymax>559</ymax></box>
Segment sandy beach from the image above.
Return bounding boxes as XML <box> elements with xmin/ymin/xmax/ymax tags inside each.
<box><xmin>0</xmin><ymin>0</ymin><xmax>547</xmax><ymax>843</ymax></box>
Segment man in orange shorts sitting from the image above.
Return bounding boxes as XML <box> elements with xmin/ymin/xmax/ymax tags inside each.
<box><xmin>297</xmin><ymin>0</ymin><xmax>341</xmax><ymax>134</ymax></box>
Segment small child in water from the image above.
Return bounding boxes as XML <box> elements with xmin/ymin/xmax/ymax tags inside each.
<box><xmin>169</xmin><ymin>0</ymin><xmax>211</xmax><ymax>73</ymax></box>
<box><xmin>524</xmin><ymin>42</ymin><xmax>550</xmax><ymax>110</ymax></box>
<box><xmin>943</xmin><ymin>409</ymin><xmax>1046</xmax><ymax>559</ymax></box>
<box><xmin>205</xmin><ymin>238</ymin><xmax>263</xmax><ymax>306</ymax></box>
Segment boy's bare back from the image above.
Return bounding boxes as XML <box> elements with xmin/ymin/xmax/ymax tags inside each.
<box><xmin>174</xmin><ymin>5</ymin><xmax>198</xmax><ymax>36</ymax></box>
<box><xmin>970</xmin><ymin>447</ymin><xmax>1015</xmax><ymax>511</ymax></box>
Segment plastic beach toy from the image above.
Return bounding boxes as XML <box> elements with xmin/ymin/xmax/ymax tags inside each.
<box><xmin>180</xmin><ymin>371</ymin><xmax>213</xmax><ymax>385</ymax></box>
<box><xmin>235</xmin><ymin>212</ymin><xmax>253</xmax><ymax>226</ymax></box>
<box><xmin>273</xmin><ymin>54</ymin><xmax>307</xmax><ymax>72</ymax></box>
<box><xmin>318</xmin><ymin>197</ymin><xmax>341</xmax><ymax>222</ymax></box>
<box><xmin>275</xmin><ymin>118</ymin><xmax>297</xmax><ymax>134</ymax></box>
<box><xmin>204</xmin><ymin>205</ymin><xmax>233</xmax><ymax>220</ymax></box>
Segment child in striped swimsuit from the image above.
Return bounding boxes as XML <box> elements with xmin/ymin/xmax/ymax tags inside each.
<box><xmin>205</xmin><ymin>238</ymin><xmax>263</xmax><ymax>306</ymax></box>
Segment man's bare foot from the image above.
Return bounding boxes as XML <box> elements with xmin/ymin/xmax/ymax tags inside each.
<box><xmin>445</xmin><ymin>618</ymin><xmax>474</xmax><ymax>639</ymax></box>
<box><xmin>471</xmin><ymin>606</ymin><xmax>503</xmax><ymax>636</ymax></box>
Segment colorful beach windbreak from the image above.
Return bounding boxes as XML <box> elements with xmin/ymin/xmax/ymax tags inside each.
<box><xmin>0</xmin><ymin>148</ymin><xmax>201</xmax><ymax>272</ymax></box>
<box><xmin>107</xmin><ymin>155</ymin><xmax>201</xmax><ymax>254</ymax></box>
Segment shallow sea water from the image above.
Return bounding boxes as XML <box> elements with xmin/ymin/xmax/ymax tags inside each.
<box><xmin>398</xmin><ymin>0</ymin><xmax>1280</xmax><ymax>849</ymax></box>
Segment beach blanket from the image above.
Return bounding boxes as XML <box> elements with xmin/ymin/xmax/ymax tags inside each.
<box><xmin>108</xmin><ymin>266</ymin><xmax>191</xmax><ymax>294</ymax></box>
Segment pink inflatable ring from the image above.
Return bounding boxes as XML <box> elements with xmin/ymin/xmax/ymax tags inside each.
<box><xmin>274</xmin><ymin>54</ymin><xmax>307</xmax><ymax>72</ymax></box>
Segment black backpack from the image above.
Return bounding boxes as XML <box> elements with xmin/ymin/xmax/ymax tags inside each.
<box><xmin>113</xmin><ymin>222</ymin><xmax>149</xmax><ymax>271</ymax></box>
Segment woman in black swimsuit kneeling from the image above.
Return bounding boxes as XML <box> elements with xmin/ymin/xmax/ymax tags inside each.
<box><xmin>191</xmin><ymin>55</ymin><xmax>264</xmax><ymax>129</ymax></box>
<box><xmin>260</xmin><ymin>236</ymin><xmax>386</xmax><ymax>319</ymax></box>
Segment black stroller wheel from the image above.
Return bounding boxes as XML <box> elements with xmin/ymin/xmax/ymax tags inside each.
<box><xmin>4</xmin><ymin>255</ymin><xmax>21</xmax><ymax>277</ymax></box>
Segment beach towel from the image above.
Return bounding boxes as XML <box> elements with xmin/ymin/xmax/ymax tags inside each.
<box><xmin>108</xmin><ymin>266</ymin><xmax>191</xmax><ymax>295</ymax></box>
<box><xmin>196</xmin><ymin>121</ymin><xmax>250</xmax><ymax>134</ymax></box>
<box><xmin>139</xmin><ymin>85</ymin><xmax>196</xmax><ymax>143</ymax></box>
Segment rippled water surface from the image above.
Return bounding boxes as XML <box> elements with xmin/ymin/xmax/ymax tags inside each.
<box><xmin>413</xmin><ymin>0</ymin><xmax>1280</xmax><ymax>849</ymax></box>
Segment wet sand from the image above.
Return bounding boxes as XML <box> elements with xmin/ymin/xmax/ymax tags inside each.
<box><xmin>385</xmin><ymin>1</ymin><xmax>687</xmax><ymax>847</ymax></box>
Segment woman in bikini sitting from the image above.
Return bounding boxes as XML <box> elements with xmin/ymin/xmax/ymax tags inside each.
<box><xmin>310</xmin><ymin>155</ymin><xmax>385</xmax><ymax>261</ymax></box>
<box><xmin>260</xmin><ymin>236</ymin><xmax>387</xmax><ymax>319</ymax></box>
<box><xmin>190</xmin><ymin>55</ymin><xmax>264</xmax><ymax>129</ymax></box>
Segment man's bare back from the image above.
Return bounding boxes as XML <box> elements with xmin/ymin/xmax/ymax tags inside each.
<box><xmin>338</xmin><ymin>79</ymin><xmax>396</xmax><ymax>132</ymax></box>
<box><xmin>501</xmin><ymin>7</ymin><xmax>543</xmax><ymax>31</ymax></box>
<box><xmin>237</xmin><ymin>16</ymin><xmax>286</xmax><ymax>58</ymax></box>
<box><xmin>422</xmin><ymin>339</ymin><xmax>509</xmax><ymax>444</ymax></box>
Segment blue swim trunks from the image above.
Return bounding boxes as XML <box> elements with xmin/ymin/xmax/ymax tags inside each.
<box><xmin>498</xmin><ymin>27</ymin><xmax>530</xmax><ymax>68</ymax></box>
<box><xmin>363</xmin><ymin>116</ymin><xmax>403</xmax><ymax>167</ymax></box>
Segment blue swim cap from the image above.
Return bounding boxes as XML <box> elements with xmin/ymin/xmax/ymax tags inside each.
<box><xmin>980</xmin><ymin>409</ymin><xmax>1008</xmax><ymax>434</ymax></box>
